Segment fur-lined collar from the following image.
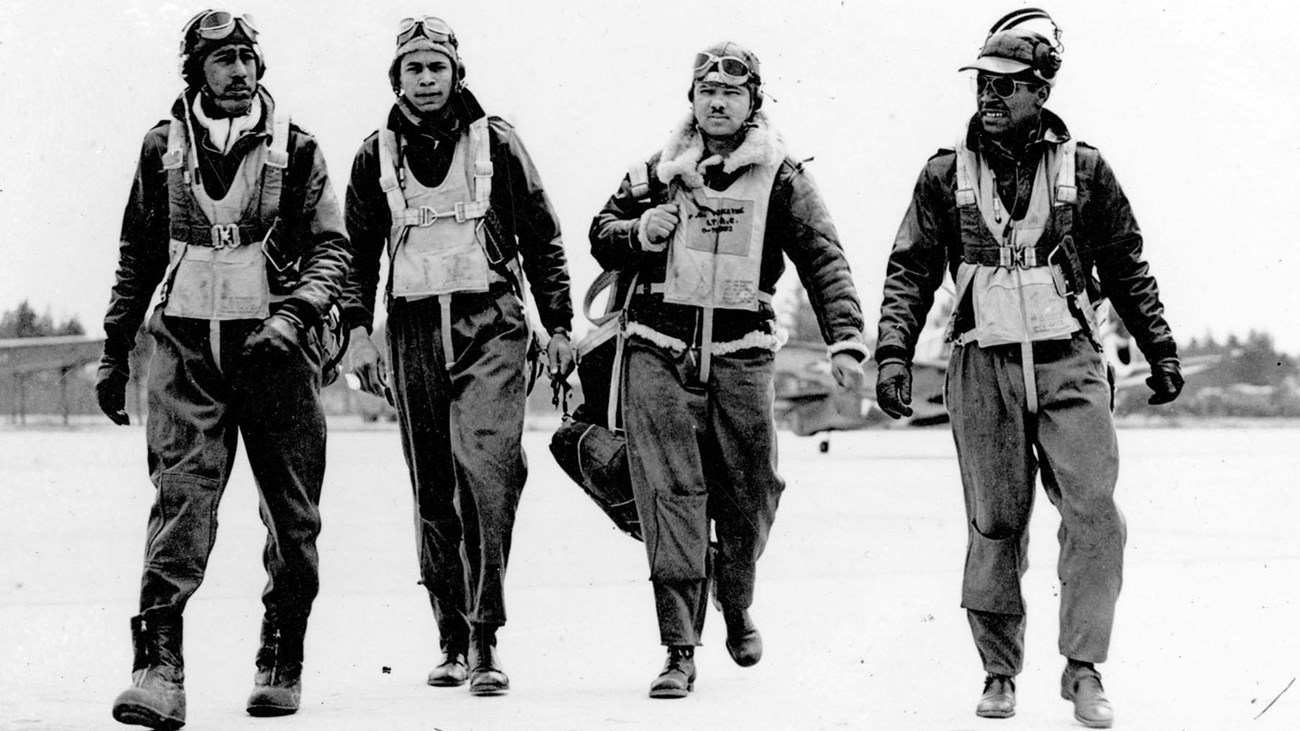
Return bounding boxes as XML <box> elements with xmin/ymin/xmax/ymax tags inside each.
<box><xmin>656</xmin><ymin>111</ymin><xmax>784</xmax><ymax>189</ymax></box>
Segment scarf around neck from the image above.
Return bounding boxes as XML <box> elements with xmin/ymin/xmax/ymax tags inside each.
<box><xmin>192</xmin><ymin>92</ymin><xmax>264</xmax><ymax>155</ymax></box>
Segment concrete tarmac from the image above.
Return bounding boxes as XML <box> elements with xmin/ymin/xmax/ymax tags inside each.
<box><xmin>2</xmin><ymin>420</ymin><xmax>1297</xmax><ymax>730</ymax></box>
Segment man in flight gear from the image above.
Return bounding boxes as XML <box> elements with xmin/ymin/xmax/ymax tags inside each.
<box><xmin>874</xmin><ymin>9</ymin><xmax>1183</xmax><ymax>728</ymax></box>
<box><xmin>96</xmin><ymin>9</ymin><xmax>351</xmax><ymax>728</ymax></box>
<box><xmin>589</xmin><ymin>42</ymin><xmax>867</xmax><ymax>698</ymax></box>
<box><xmin>342</xmin><ymin>16</ymin><xmax>574</xmax><ymax>697</ymax></box>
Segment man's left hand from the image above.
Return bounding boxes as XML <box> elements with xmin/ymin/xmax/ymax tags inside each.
<box><xmin>1146</xmin><ymin>357</ymin><xmax>1184</xmax><ymax>405</ymax></box>
<box><xmin>547</xmin><ymin>330</ymin><xmax>575</xmax><ymax>381</ymax></box>
<box><xmin>242</xmin><ymin>312</ymin><xmax>304</xmax><ymax>361</ymax></box>
<box><xmin>831</xmin><ymin>352</ymin><xmax>866</xmax><ymax>393</ymax></box>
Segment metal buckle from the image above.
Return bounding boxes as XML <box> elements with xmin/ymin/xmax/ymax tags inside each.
<box><xmin>211</xmin><ymin>224</ymin><xmax>240</xmax><ymax>249</ymax></box>
<box><xmin>453</xmin><ymin>201</ymin><xmax>468</xmax><ymax>223</ymax></box>
<box><xmin>418</xmin><ymin>206</ymin><xmax>443</xmax><ymax>226</ymax></box>
<box><xmin>998</xmin><ymin>246</ymin><xmax>1037</xmax><ymax>269</ymax></box>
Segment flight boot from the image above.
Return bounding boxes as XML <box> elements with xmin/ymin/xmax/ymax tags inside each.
<box><xmin>111</xmin><ymin>613</ymin><xmax>186</xmax><ymax>729</ymax></box>
<box><xmin>246</xmin><ymin>618</ymin><xmax>305</xmax><ymax>717</ymax></box>
<box><xmin>648</xmin><ymin>646</ymin><xmax>696</xmax><ymax>699</ymax></box>
<box><xmin>467</xmin><ymin>624</ymin><xmax>509</xmax><ymax>696</ymax></box>
<box><xmin>427</xmin><ymin>633</ymin><xmax>469</xmax><ymax>687</ymax></box>
<box><xmin>722</xmin><ymin>607</ymin><xmax>763</xmax><ymax>667</ymax></box>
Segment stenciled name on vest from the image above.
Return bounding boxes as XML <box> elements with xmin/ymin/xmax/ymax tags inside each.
<box><xmin>665</xmin><ymin>193</ymin><xmax>763</xmax><ymax>310</ymax></box>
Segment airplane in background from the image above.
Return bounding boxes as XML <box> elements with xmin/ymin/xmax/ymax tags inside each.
<box><xmin>0</xmin><ymin>334</ymin><xmax>104</xmax><ymax>376</ymax></box>
<box><xmin>773</xmin><ymin>339</ymin><xmax>950</xmax><ymax>452</ymax></box>
<box><xmin>772</xmin><ymin>303</ymin><xmax>1225</xmax><ymax>452</ymax></box>
<box><xmin>0</xmin><ymin>334</ymin><xmax>106</xmax><ymax>423</ymax></box>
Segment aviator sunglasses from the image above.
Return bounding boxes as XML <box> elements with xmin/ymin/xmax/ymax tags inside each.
<box><xmin>974</xmin><ymin>73</ymin><xmax>1038</xmax><ymax>99</ymax></box>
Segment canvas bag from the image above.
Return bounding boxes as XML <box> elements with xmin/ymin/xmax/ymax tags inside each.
<box><xmin>548</xmin><ymin>269</ymin><xmax>642</xmax><ymax>540</ymax></box>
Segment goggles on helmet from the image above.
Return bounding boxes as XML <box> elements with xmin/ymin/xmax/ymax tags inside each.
<box><xmin>397</xmin><ymin>16</ymin><xmax>455</xmax><ymax>46</ymax></box>
<box><xmin>195</xmin><ymin>11</ymin><xmax>258</xmax><ymax>41</ymax></box>
<box><xmin>692</xmin><ymin>53</ymin><xmax>752</xmax><ymax>85</ymax></box>
<box><xmin>974</xmin><ymin>73</ymin><xmax>1038</xmax><ymax>99</ymax></box>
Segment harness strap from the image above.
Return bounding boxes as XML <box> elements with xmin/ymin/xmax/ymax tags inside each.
<box><xmin>167</xmin><ymin>108</ymin><xmax>291</xmax><ymax>238</ymax></box>
<box><xmin>181</xmin><ymin>223</ymin><xmax>263</xmax><ymax>249</ymax></box>
<box><xmin>378</xmin><ymin>128</ymin><xmax>412</xmax><ymax>231</ymax></box>
<box><xmin>1020</xmin><ymin>340</ymin><xmax>1037</xmax><ymax>414</ymax></box>
<box><xmin>468</xmin><ymin>117</ymin><xmax>493</xmax><ymax>217</ymax></box>
<box><xmin>209</xmin><ymin>320</ymin><xmax>222</xmax><ymax>373</ymax></box>
<box><xmin>698</xmin><ymin>307</ymin><xmax>715</xmax><ymax>385</ymax></box>
<box><xmin>440</xmin><ymin>298</ymin><xmax>455</xmax><ymax>371</ymax></box>
<box><xmin>954</xmin><ymin>140</ymin><xmax>977</xmax><ymax>208</ymax></box>
<box><xmin>391</xmin><ymin>202</ymin><xmax>483</xmax><ymax>226</ymax></box>
<box><xmin>379</xmin><ymin>118</ymin><xmax>493</xmax><ymax>228</ymax></box>
<box><xmin>265</xmin><ymin>111</ymin><xmax>291</xmax><ymax>170</ymax></box>
<box><xmin>608</xmin><ymin>272</ymin><xmax>639</xmax><ymax>430</ymax></box>
<box><xmin>1053</xmin><ymin>139</ymin><xmax>1077</xmax><ymax>205</ymax></box>
<box><xmin>627</xmin><ymin>160</ymin><xmax>651</xmax><ymax>199</ymax></box>
<box><xmin>254</xmin><ymin>109</ymin><xmax>291</xmax><ymax>270</ymax></box>
<box><xmin>1013</xmin><ymin>266</ymin><xmax>1040</xmax><ymax>414</ymax></box>
<box><xmin>956</xmin><ymin>137</ymin><xmax>1076</xmax><ymax>208</ymax></box>
<box><xmin>962</xmin><ymin>242</ymin><xmax>1056</xmax><ymax>268</ymax></box>
<box><xmin>581</xmin><ymin>269</ymin><xmax>623</xmax><ymax>326</ymax></box>
<box><xmin>163</xmin><ymin>119</ymin><xmax>186</xmax><ymax>174</ymax></box>
<box><xmin>160</xmin><ymin>105</ymin><xmax>290</xmax><ymax>308</ymax></box>
<box><xmin>944</xmin><ymin>264</ymin><xmax>978</xmax><ymax>343</ymax></box>
<box><xmin>607</xmin><ymin>313</ymin><xmax>628</xmax><ymax>430</ymax></box>
<box><xmin>643</xmin><ymin>281</ymin><xmax>774</xmax><ymax>305</ymax></box>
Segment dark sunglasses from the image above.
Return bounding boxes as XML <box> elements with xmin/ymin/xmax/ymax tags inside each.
<box><xmin>975</xmin><ymin>74</ymin><xmax>1037</xmax><ymax>99</ymax></box>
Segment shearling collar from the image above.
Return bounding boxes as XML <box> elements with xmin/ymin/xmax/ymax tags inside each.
<box><xmin>656</xmin><ymin>111</ymin><xmax>784</xmax><ymax>189</ymax></box>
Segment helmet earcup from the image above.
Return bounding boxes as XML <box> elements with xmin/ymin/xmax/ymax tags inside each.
<box><xmin>1033</xmin><ymin>39</ymin><xmax>1061</xmax><ymax>80</ymax></box>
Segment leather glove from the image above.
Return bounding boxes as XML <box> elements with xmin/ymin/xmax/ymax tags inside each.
<box><xmin>347</xmin><ymin>327</ymin><xmax>389</xmax><ymax>398</ymax></box>
<box><xmin>547</xmin><ymin>330</ymin><xmax>575</xmax><ymax>381</ymax></box>
<box><xmin>875</xmin><ymin>360</ymin><xmax>913</xmax><ymax>419</ymax></box>
<box><xmin>831</xmin><ymin>351</ymin><xmax>866</xmax><ymax>393</ymax></box>
<box><xmin>639</xmin><ymin>203</ymin><xmax>679</xmax><ymax>251</ymax></box>
<box><xmin>242</xmin><ymin>311</ymin><xmax>305</xmax><ymax>362</ymax></box>
<box><xmin>95</xmin><ymin>359</ymin><xmax>131</xmax><ymax>426</ymax></box>
<box><xmin>1145</xmin><ymin>356</ymin><xmax>1184</xmax><ymax>405</ymax></box>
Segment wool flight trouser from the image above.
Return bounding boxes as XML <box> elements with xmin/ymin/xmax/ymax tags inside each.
<box><xmin>946</xmin><ymin>331</ymin><xmax>1124</xmax><ymax>676</ymax></box>
<box><xmin>623</xmin><ymin>339</ymin><xmax>785</xmax><ymax>647</ymax></box>
<box><xmin>386</xmin><ymin>290</ymin><xmax>528</xmax><ymax>648</ymax></box>
<box><xmin>139</xmin><ymin>310</ymin><xmax>326</xmax><ymax>629</ymax></box>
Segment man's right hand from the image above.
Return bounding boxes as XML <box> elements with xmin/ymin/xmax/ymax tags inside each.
<box><xmin>875</xmin><ymin>360</ymin><xmax>913</xmax><ymax>420</ymax></box>
<box><xmin>641</xmin><ymin>203</ymin><xmax>680</xmax><ymax>249</ymax></box>
<box><xmin>348</xmin><ymin>327</ymin><xmax>388</xmax><ymax>398</ymax></box>
<box><xmin>95</xmin><ymin>360</ymin><xmax>131</xmax><ymax>426</ymax></box>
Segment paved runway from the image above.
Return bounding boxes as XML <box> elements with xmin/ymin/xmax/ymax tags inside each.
<box><xmin>2</xmin><ymin>420</ymin><xmax>1297</xmax><ymax>730</ymax></box>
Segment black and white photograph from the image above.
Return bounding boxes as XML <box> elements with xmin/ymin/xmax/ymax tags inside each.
<box><xmin>2</xmin><ymin>1</ymin><xmax>1297</xmax><ymax>729</ymax></box>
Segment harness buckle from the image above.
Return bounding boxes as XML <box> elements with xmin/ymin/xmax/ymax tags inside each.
<box><xmin>418</xmin><ymin>206</ymin><xmax>443</xmax><ymax>226</ymax></box>
<box><xmin>998</xmin><ymin>246</ymin><xmax>1037</xmax><ymax>269</ymax></box>
<box><xmin>211</xmin><ymin>224</ymin><xmax>241</xmax><ymax>249</ymax></box>
<box><xmin>453</xmin><ymin>201</ymin><xmax>468</xmax><ymax>223</ymax></box>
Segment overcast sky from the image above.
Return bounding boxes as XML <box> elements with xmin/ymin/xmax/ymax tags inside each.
<box><xmin>2</xmin><ymin>0</ymin><xmax>1297</xmax><ymax>354</ymax></box>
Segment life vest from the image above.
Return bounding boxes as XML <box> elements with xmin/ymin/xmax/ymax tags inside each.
<box><xmin>159</xmin><ymin>105</ymin><xmax>291</xmax><ymax>321</ymax></box>
<box><xmin>378</xmin><ymin>117</ymin><xmax>501</xmax><ymax>299</ymax></box>
<box><xmin>950</xmin><ymin>130</ymin><xmax>1086</xmax><ymax>413</ymax></box>
<box><xmin>661</xmin><ymin>159</ymin><xmax>776</xmax><ymax>312</ymax></box>
<box><xmin>951</xmin><ymin>133</ymin><xmax>1079</xmax><ymax>347</ymax></box>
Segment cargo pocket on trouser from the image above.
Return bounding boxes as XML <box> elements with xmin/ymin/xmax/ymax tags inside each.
<box><xmin>649</xmin><ymin>492</ymin><xmax>709</xmax><ymax>582</ymax></box>
<box><xmin>144</xmin><ymin>472</ymin><xmax>223</xmax><ymax>580</ymax></box>
<box><xmin>961</xmin><ymin>520</ymin><xmax>1027</xmax><ymax>615</ymax></box>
